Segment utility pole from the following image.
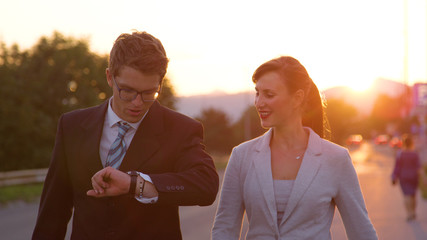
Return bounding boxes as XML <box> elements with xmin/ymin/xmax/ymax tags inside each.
<box><xmin>403</xmin><ymin>0</ymin><xmax>409</xmax><ymax>118</ymax></box>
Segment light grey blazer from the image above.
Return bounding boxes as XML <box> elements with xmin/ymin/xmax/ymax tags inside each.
<box><xmin>212</xmin><ymin>128</ymin><xmax>377</xmax><ymax>240</ymax></box>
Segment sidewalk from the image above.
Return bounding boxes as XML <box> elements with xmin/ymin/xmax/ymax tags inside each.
<box><xmin>331</xmin><ymin>150</ymin><xmax>427</xmax><ymax>240</ymax></box>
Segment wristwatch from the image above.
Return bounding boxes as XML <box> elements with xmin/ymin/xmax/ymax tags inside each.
<box><xmin>128</xmin><ymin>171</ymin><xmax>138</xmax><ymax>195</ymax></box>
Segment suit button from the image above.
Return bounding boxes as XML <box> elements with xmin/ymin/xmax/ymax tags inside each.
<box><xmin>171</xmin><ymin>186</ymin><xmax>176</xmax><ymax>190</ymax></box>
<box><xmin>181</xmin><ymin>186</ymin><xmax>185</xmax><ymax>190</ymax></box>
<box><xmin>166</xmin><ymin>186</ymin><xmax>171</xmax><ymax>190</ymax></box>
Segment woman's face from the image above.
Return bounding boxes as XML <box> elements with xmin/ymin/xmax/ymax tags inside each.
<box><xmin>254</xmin><ymin>71</ymin><xmax>299</xmax><ymax>129</ymax></box>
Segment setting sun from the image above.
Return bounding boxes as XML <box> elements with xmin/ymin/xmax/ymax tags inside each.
<box><xmin>347</xmin><ymin>80</ymin><xmax>374</xmax><ymax>92</ymax></box>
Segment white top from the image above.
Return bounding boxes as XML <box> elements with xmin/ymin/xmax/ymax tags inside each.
<box><xmin>273</xmin><ymin>180</ymin><xmax>294</xmax><ymax>225</ymax></box>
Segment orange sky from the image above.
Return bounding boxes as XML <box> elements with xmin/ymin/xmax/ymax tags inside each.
<box><xmin>1</xmin><ymin>0</ymin><xmax>426</xmax><ymax>96</ymax></box>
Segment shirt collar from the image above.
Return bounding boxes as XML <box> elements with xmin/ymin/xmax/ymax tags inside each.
<box><xmin>106</xmin><ymin>97</ymin><xmax>147</xmax><ymax>130</ymax></box>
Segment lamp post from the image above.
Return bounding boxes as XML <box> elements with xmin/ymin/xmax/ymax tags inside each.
<box><xmin>403</xmin><ymin>0</ymin><xmax>409</xmax><ymax>118</ymax></box>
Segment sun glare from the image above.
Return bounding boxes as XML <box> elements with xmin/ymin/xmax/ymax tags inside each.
<box><xmin>347</xmin><ymin>80</ymin><xmax>373</xmax><ymax>92</ymax></box>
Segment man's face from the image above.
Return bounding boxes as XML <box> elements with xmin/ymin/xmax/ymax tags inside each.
<box><xmin>106</xmin><ymin>66</ymin><xmax>161</xmax><ymax>123</ymax></box>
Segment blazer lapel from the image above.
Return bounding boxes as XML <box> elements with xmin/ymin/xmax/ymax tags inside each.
<box><xmin>119</xmin><ymin>101</ymin><xmax>163</xmax><ymax>172</ymax></box>
<box><xmin>79</xmin><ymin>101</ymin><xmax>109</xmax><ymax>173</ymax></box>
<box><xmin>280</xmin><ymin>128</ymin><xmax>322</xmax><ymax>225</ymax></box>
<box><xmin>253</xmin><ymin>129</ymin><xmax>279</xmax><ymax>230</ymax></box>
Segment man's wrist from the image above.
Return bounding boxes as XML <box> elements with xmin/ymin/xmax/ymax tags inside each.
<box><xmin>136</xmin><ymin>176</ymin><xmax>146</xmax><ymax>198</ymax></box>
<box><xmin>132</xmin><ymin>173</ymin><xmax>159</xmax><ymax>204</ymax></box>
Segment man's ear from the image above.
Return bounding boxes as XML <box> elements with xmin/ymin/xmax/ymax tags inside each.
<box><xmin>158</xmin><ymin>78</ymin><xmax>164</xmax><ymax>94</ymax></box>
<box><xmin>106</xmin><ymin>68</ymin><xmax>113</xmax><ymax>87</ymax></box>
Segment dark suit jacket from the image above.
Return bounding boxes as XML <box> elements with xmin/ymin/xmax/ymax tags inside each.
<box><xmin>32</xmin><ymin>101</ymin><xmax>219</xmax><ymax>240</ymax></box>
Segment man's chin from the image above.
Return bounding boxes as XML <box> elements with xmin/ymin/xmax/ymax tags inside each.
<box><xmin>121</xmin><ymin>114</ymin><xmax>141</xmax><ymax>123</ymax></box>
<box><xmin>128</xmin><ymin>117</ymin><xmax>143</xmax><ymax>123</ymax></box>
<box><xmin>124</xmin><ymin>110</ymin><xmax>146</xmax><ymax>122</ymax></box>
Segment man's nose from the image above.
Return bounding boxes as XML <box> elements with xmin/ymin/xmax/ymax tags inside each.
<box><xmin>132</xmin><ymin>93</ymin><xmax>144</xmax><ymax>106</ymax></box>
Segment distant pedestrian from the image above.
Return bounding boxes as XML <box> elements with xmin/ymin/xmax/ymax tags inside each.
<box><xmin>392</xmin><ymin>134</ymin><xmax>421</xmax><ymax>221</ymax></box>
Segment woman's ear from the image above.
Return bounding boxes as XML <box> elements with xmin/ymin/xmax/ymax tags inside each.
<box><xmin>293</xmin><ymin>89</ymin><xmax>305</xmax><ymax>109</ymax></box>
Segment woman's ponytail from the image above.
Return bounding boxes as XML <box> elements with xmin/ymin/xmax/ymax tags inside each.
<box><xmin>302</xmin><ymin>81</ymin><xmax>331</xmax><ymax>140</ymax></box>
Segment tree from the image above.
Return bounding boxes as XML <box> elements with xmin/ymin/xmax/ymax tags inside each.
<box><xmin>232</xmin><ymin>106</ymin><xmax>266</xmax><ymax>145</ymax></box>
<box><xmin>369</xmin><ymin>93</ymin><xmax>407</xmax><ymax>134</ymax></box>
<box><xmin>196</xmin><ymin>107</ymin><xmax>234</xmax><ymax>154</ymax></box>
<box><xmin>324</xmin><ymin>98</ymin><xmax>358</xmax><ymax>144</ymax></box>
<box><xmin>0</xmin><ymin>31</ymin><xmax>178</xmax><ymax>171</ymax></box>
<box><xmin>158</xmin><ymin>77</ymin><xmax>176</xmax><ymax>110</ymax></box>
<box><xmin>0</xmin><ymin>32</ymin><xmax>111</xmax><ymax>171</ymax></box>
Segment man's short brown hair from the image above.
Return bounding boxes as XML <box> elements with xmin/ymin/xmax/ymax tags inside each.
<box><xmin>109</xmin><ymin>31</ymin><xmax>169</xmax><ymax>81</ymax></box>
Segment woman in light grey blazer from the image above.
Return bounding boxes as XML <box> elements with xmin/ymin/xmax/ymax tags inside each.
<box><xmin>212</xmin><ymin>56</ymin><xmax>377</xmax><ymax>240</ymax></box>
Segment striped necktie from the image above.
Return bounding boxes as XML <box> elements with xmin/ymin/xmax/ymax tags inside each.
<box><xmin>105</xmin><ymin>121</ymin><xmax>131</xmax><ymax>169</ymax></box>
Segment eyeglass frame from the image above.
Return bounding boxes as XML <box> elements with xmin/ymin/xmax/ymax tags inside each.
<box><xmin>112</xmin><ymin>77</ymin><xmax>160</xmax><ymax>102</ymax></box>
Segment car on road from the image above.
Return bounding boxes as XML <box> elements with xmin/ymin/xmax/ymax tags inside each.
<box><xmin>374</xmin><ymin>134</ymin><xmax>389</xmax><ymax>145</ymax></box>
<box><xmin>346</xmin><ymin>134</ymin><xmax>363</xmax><ymax>146</ymax></box>
<box><xmin>389</xmin><ymin>136</ymin><xmax>402</xmax><ymax>148</ymax></box>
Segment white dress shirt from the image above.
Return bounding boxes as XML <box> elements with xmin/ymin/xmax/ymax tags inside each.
<box><xmin>99</xmin><ymin>97</ymin><xmax>158</xmax><ymax>203</ymax></box>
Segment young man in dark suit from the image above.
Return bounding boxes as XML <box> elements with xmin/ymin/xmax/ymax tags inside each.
<box><xmin>32</xmin><ymin>31</ymin><xmax>219</xmax><ymax>240</ymax></box>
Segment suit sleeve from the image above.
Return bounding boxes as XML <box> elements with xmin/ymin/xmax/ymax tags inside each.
<box><xmin>148</xmin><ymin>121</ymin><xmax>219</xmax><ymax>206</ymax></box>
<box><xmin>32</xmin><ymin>115</ymin><xmax>73</xmax><ymax>240</ymax></box>
<box><xmin>334</xmin><ymin>150</ymin><xmax>378</xmax><ymax>240</ymax></box>
<box><xmin>211</xmin><ymin>147</ymin><xmax>245</xmax><ymax>240</ymax></box>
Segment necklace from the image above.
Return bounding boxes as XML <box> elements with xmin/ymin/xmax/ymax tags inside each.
<box><xmin>295</xmin><ymin>151</ymin><xmax>305</xmax><ymax>160</ymax></box>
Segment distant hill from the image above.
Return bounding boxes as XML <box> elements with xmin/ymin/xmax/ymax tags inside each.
<box><xmin>323</xmin><ymin>78</ymin><xmax>407</xmax><ymax>116</ymax></box>
<box><xmin>176</xmin><ymin>78</ymin><xmax>408</xmax><ymax>122</ymax></box>
<box><xmin>176</xmin><ymin>91</ymin><xmax>254</xmax><ymax>123</ymax></box>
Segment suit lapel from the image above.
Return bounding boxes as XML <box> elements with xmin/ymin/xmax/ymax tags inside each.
<box><xmin>79</xmin><ymin>101</ymin><xmax>109</xmax><ymax>173</ymax></box>
<box><xmin>280</xmin><ymin>128</ymin><xmax>322</xmax><ymax>225</ymax></box>
<box><xmin>119</xmin><ymin>101</ymin><xmax>163</xmax><ymax>172</ymax></box>
<box><xmin>253</xmin><ymin>130</ymin><xmax>278</xmax><ymax>230</ymax></box>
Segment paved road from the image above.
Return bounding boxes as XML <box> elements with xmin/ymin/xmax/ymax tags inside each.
<box><xmin>2</xmin><ymin>141</ymin><xmax>427</xmax><ymax>239</ymax></box>
<box><xmin>336</xmin><ymin>142</ymin><xmax>427</xmax><ymax>240</ymax></box>
<box><xmin>0</xmin><ymin>201</ymin><xmax>40</xmax><ymax>240</ymax></box>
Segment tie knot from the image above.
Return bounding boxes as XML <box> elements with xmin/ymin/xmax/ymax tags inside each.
<box><xmin>117</xmin><ymin>121</ymin><xmax>131</xmax><ymax>135</ymax></box>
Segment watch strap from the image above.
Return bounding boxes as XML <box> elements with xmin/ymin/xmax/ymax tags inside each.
<box><xmin>129</xmin><ymin>171</ymin><xmax>138</xmax><ymax>195</ymax></box>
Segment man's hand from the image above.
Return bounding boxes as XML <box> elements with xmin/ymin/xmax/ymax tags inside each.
<box><xmin>87</xmin><ymin>167</ymin><xmax>130</xmax><ymax>197</ymax></box>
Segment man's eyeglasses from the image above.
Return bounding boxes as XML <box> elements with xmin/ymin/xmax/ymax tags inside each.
<box><xmin>113</xmin><ymin>78</ymin><xmax>159</xmax><ymax>102</ymax></box>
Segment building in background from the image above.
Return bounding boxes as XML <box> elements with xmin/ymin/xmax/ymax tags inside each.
<box><xmin>411</xmin><ymin>83</ymin><xmax>427</xmax><ymax>142</ymax></box>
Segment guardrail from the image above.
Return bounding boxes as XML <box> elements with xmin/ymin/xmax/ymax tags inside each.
<box><xmin>0</xmin><ymin>169</ymin><xmax>48</xmax><ymax>187</ymax></box>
